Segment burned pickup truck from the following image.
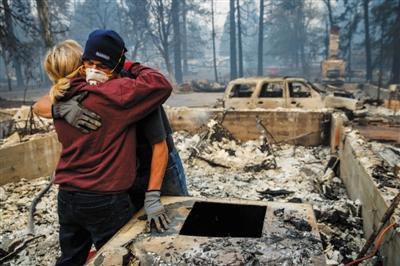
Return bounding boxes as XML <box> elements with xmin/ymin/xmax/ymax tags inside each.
<box><xmin>223</xmin><ymin>77</ymin><xmax>363</xmax><ymax>111</ymax></box>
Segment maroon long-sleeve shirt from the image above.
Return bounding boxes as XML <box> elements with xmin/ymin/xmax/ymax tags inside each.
<box><xmin>54</xmin><ymin>64</ymin><xmax>172</xmax><ymax>193</ymax></box>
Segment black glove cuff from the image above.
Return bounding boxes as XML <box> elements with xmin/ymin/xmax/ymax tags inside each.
<box><xmin>51</xmin><ymin>104</ymin><xmax>61</xmax><ymax>119</ymax></box>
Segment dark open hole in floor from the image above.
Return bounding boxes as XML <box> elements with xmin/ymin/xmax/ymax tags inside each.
<box><xmin>179</xmin><ymin>201</ymin><xmax>266</xmax><ymax>238</ymax></box>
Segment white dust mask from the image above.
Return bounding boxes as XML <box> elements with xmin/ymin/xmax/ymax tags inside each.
<box><xmin>85</xmin><ymin>68</ymin><xmax>109</xmax><ymax>85</ymax></box>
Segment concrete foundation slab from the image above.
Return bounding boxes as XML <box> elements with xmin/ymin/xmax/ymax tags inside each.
<box><xmin>353</xmin><ymin>124</ymin><xmax>400</xmax><ymax>145</ymax></box>
<box><xmin>88</xmin><ymin>197</ymin><xmax>326</xmax><ymax>266</ymax></box>
<box><xmin>340</xmin><ymin>130</ymin><xmax>400</xmax><ymax>266</ymax></box>
<box><xmin>0</xmin><ymin>108</ymin><xmax>331</xmax><ymax>185</ymax></box>
<box><xmin>166</xmin><ymin>107</ymin><xmax>331</xmax><ymax>146</ymax></box>
<box><xmin>0</xmin><ymin>133</ymin><xmax>61</xmax><ymax>185</ymax></box>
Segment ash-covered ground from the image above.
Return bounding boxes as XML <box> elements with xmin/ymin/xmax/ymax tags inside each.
<box><xmin>0</xmin><ymin>177</ymin><xmax>59</xmax><ymax>265</ymax></box>
<box><xmin>0</xmin><ymin>124</ymin><xmax>365</xmax><ymax>265</ymax></box>
<box><xmin>174</xmin><ymin>121</ymin><xmax>365</xmax><ymax>265</ymax></box>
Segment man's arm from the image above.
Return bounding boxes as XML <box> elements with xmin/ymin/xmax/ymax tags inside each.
<box><xmin>87</xmin><ymin>63</ymin><xmax>171</xmax><ymax>125</ymax></box>
<box><xmin>32</xmin><ymin>63</ymin><xmax>171</xmax><ymax>133</ymax></box>
<box><xmin>110</xmin><ymin>63</ymin><xmax>172</xmax><ymax>109</ymax></box>
<box><xmin>32</xmin><ymin>95</ymin><xmax>52</xmax><ymax>118</ymax></box>
<box><xmin>139</xmin><ymin>108</ymin><xmax>171</xmax><ymax>232</ymax></box>
<box><xmin>147</xmin><ymin>140</ymin><xmax>169</xmax><ymax>190</ymax></box>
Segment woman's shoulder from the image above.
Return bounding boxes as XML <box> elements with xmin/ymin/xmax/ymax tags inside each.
<box><xmin>55</xmin><ymin>77</ymin><xmax>87</xmax><ymax>101</ymax></box>
<box><xmin>73</xmin><ymin>78</ymin><xmax>131</xmax><ymax>106</ymax></box>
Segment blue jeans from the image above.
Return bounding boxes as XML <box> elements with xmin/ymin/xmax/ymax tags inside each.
<box><xmin>162</xmin><ymin>148</ymin><xmax>189</xmax><ymax>196</ymax></box>
<box><xmin>129</xmin><ymin>148</ymin><xmax>189</xmax><ymax>209</ymax></box>
<box><xmin>56</xmin><ymin>190</ymin><xmax>136</xmax><ymax>266</ymax></box>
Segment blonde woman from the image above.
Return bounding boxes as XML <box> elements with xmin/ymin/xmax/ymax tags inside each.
<box><xmin>34</xmin><ymin>40</ymin><xmax>102</xmax><ymax>132</ymax></box>
<box><xmin>36</xmin><ymin>30</ymin><xmax>187</xmax><ymax>236</ymax></box>
<box><xmin>39</xmin><ymin>32</ymin><xmax>172</xmax><ymax>266</ymax></box>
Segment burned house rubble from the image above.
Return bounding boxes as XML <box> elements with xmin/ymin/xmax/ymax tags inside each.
<box><xmin>0</xmin><ymin>130</ymin><xmax>362</xmax><ymax>265</ymax></box>
<box><xmin>2</xmin><ymin>0</ymin><xmax>400</xmax><ymax>264</ymax></box>
<box><xmin>0</xmin><ymin>83</ymin><xmax>400</xmax><ymax>266</ymax></box>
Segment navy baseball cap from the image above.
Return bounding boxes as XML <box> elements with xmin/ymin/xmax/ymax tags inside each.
<box><xmin>82</xmin><ymin>29</ymin><xmax>127</xmax><ymax>73</ymax></box>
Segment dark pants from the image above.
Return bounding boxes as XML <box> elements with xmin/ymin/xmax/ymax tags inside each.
<box><xmin>129</xmin><ymin>148</ymin><xmax>189</xmax><ymax>209</ymax></box>
<box><xmin>56</xmin><ymin>190</ymin><xmax>136</xmax><ymax>266</ymax></box>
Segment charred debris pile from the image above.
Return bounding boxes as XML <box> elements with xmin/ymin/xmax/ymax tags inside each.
<box><xmin>0</xmin><ymin>117</ymin><xmax>366</xmax><ymax>265</ymax></box>
<box><xmin>124</xmin><ymin>200</ymin><xmax>325</xmax><ymax>265</ymax></box>
<box><xmin>0</xmin><ymin>106</ymin><xmax>52</xmax><ymax>148</ymax></box>
<box><xmin>173</xmin><ymin>118</ymin><xmax>365</xmax><ymax>264</ymax></box>
<box><xmin>3</xmin><ymin>109</ymin><xmax>399</xmax><ymax>265</ymax></box>
<box><xmin>0</xmin><ymin>177</ymin><xmax>59</xmax><ymax>265</ymax></box>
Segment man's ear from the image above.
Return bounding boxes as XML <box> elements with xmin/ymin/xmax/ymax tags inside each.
<box><xmin>79</xmin><ymin>65</ymin><xmax>86</xmax><ymax>77</ymax></box>
<box><xmin>111</xmin><ymin>72</ymin><xmax>119</xmax><ymax>79</ymax></box>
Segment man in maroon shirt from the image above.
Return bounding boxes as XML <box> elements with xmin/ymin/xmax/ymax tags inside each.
<box><xmin>38</xmin><ymin>30</ymin><xmax>172</xmax><ymax>266</ymax></box>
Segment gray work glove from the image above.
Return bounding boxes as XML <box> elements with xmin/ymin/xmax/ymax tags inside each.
<box><xmin>144</xmin><ymin>190</ymin><xmax>170</xmax><ymax>233</ymax></box>
<box><xmin>52</xmin><ymin>92</ymin><xmax>102</xmax><ymax>134</ymax></box>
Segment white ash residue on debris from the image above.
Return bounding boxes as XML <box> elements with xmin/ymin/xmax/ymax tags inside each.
<box><xmin>1</xmin><ymin>122</ymin><xmax>364</xmax><ymax>265</ymax></box>
<box><xmin>344</xmin><ymin>129</ymin><xmax>400</xmax><ymax>202</ymax></box>
<box><xmin>0</xmin><ymin>106</ymin><xmax>53</xmax><ymax>148</ymax></box>
<box><xmin>365</xmin><ymin>104</ymin><xmax>399</xmax><ymax>117</ymax></box>
<box><xmin>369</xmin><ymin>141</ymin><xmax>400</xmax><ymax>191</ymax></box>
<box><xmin>0</xmin><ymin>176</ymin><xmax>59</xmax><ymax>266</ymax></box>
<box><xmin>174</xmin><ymin>120</ymin><xmax>365</xmax><ymax>265</ymax></box>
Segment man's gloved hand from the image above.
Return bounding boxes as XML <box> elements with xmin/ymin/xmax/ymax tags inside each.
<box><xmin>52</xmin><ymin>92</ymin><xmax>102</xmax><ymax>134</ymax></box>
<box><xmin>144</xmin><ymin>190</ymin><xmax>170</xmax><ymax>233</ymax></box>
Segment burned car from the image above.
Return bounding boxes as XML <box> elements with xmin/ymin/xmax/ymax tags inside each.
<box><xmin>223</xmin><ymin>77</ymin><xmax>363</xmax><ymax>111</ymax></box>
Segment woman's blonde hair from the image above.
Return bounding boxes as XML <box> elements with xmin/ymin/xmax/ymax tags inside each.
<box><xmin>44</xmin><ymin>40</ymin><xmax>83</xmax><ymax>103</ymax></box>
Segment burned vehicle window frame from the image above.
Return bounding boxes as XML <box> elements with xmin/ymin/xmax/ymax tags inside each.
<box><xmin>288</xmin><ymin>81</ymin><xmax>312</xmax><ymax>98</ymax></box>
<box><xmin>229</xmin><ymin>83</ymin><xmax>257</xmax><ymax>98</ymax></box>
<box><xmin>259</xmin><ymin>82</ymin><xmax>284</xmax><ymax>98</ymax></box>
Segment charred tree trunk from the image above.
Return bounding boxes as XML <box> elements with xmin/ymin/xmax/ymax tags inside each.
<box><xmin>298</xmin><ymin>4</ymin><xmax>308</xmax><ymax>77</ymax></box>
<box><xmin>36</xmin><ymin>0</ymin><xmax>52</xmax><ymax>86</ymax></box>
<box><xmin>363</xmin><ymin>0</ymin><xmax>372</xmax><ymax>81</ymax></box>
<box><xmin>150</xmin><ymin>0</ymin><xmax>174</xmax><ymax>80</ymax></box>
<box><xmin>325</xmin><ymin>0</ymin><xmax>334</xmax><ymax>27</ymax></box>
<box><xmin>300</xmin><ymin>43</ymin><xmax>308</xmax><ymax>76</ymax></box>
<box><xmin>391</xmin><ymin>47</ymin><xmax>400</xmax><ymax>84</ymax></box>
<box><xmin>39</xmin><ymin>50</ymin><xmax>46</xmax><ymax>83</ymax></box>
<box><xmin>324</xmin><ymin>20</ymin><xmax>329</xmax><ymax>59</ymax></box>
<box><xmin>182</xmin><ymin>0</ymin><xmax>188</xmax><ymax>76</ymax></box>
<box><xmin>211</xmin><ymin>0</ymin><xmax>219</xmax><ymax>82</ymax></box>
<box><xmin>257</xmin><ymin>0</ymin><xmax>264</xmax><ymax>76</ymax></box>
<box><xmin>390</xmin><ymin>0</ymin><xmax>400</xmax><ymax>84</ymax></box>
<box><xmin>164</xmin><ymin>47</ymin><xmax>173</xmax><ymax>80</ymax></box>
<box><xmin>323</xmin><ymin>0</ymin><xmax>335</xmax><ymax>60</ymax></box>
<box><xmin>236</xmin><ymin>0</ymin><xmax>243</xmax><ymax>77</ymax></box>
<box><xmin>172</xmin><ymin>0</ymin><xmax>182</xmax><ymax>84</ymax></box>
<box><xmin>377</xmin><ymin>19</ymin><xmax>385</xmax><ymax>101</ymax></box>
<box><xmin>229</xmin><ymin>0</ymin><xmax>237</xmax><ymax>80</ymax></box>
<box><xmin>348</xmin><ymin>37</ymin><xmax>353</xmax><ymax>82</ymax></box>
<box><xmin>2</xmin><ymin>0</ymin><xmax>24</xmax><ymax>89</ymax></box>
<box><xmin>1</xmin><ymin>50</ymin><xmax>12</xmax><ymax>91</ymax></box>
<box><xmin>347</xmin><ymin>14</ymin><xmax>359</xmax><ymax>82</ymax></box>
<box><xmin>36</xmin><ymin>0</ymin><xmax>53</xmax><ymax>49</ymax></box>
<box><xmin>13</xmin><ymin>58</ymin><xmax>24</xmax><ymax>88</ymax></box>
